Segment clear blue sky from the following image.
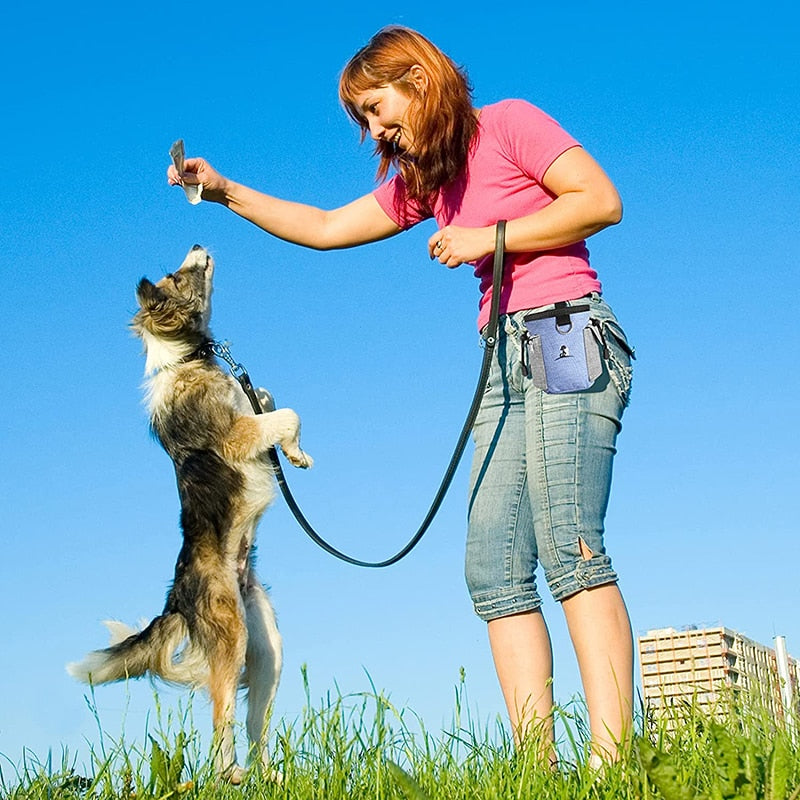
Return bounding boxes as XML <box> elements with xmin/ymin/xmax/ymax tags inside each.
<box><xmin>2</xmin><ymin>0</ymin><xmax>798</xmax><ymax>772</ymax></box>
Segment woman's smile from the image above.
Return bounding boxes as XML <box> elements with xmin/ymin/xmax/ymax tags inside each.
<box><xmin>354</xmin><ymin>83</ymin><xmax>416</xmax><ymax>153</ymax></box>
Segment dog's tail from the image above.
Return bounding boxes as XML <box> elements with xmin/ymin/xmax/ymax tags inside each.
<box><xmin>66</xmin><ymin>613</ymin><xmax>209</xmax><ymax>687</ymax></box>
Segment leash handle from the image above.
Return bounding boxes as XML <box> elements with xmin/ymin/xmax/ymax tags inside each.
<box><xmin>236</xmin><ymin>221</ymin><xmax>507</xmax><ymax>568</ymax></box>
<box><xmin>484</xmin><ymin>219</ymin><xmax>506</xmax><ymax>348</ymax></box>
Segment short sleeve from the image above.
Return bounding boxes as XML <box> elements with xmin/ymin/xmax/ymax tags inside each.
<box><xmin>373</xmin><ymin>174</ymin><xmax>431</xmax><ymax>229</ymax></box>
<box><xmin>497</xmin><ymin>100</ymin><xmax>582</xmax><ymax>183</ymax></box>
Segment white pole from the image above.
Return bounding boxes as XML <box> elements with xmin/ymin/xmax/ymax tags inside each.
<box><xmin>774</xmin><ymin>636</ymin><xmax>795</xmax><ymax>734</ymax></box>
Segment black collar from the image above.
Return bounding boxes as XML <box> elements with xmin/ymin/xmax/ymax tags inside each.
<box><xmin>181</xmin><ymin>338</ymin><xmax>216</xmax><ymax>364</ymax></box>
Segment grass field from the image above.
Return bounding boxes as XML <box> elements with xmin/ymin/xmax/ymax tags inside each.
<box><xmin>3</xmin><ymin>671</ymin><xmax>798</xmax><ymax>799</ymax></box>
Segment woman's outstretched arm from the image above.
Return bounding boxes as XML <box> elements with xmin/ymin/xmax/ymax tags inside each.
<box><xmin>168</xmin><ymin>156</ymin><xmax>402</xmax><ymax>250</ymax></box>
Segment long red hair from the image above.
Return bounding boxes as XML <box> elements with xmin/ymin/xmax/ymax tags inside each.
<box><xmin>339</xmin><ymin>26</ymin><xmax>478</xmax><ymax>212</ymax></box>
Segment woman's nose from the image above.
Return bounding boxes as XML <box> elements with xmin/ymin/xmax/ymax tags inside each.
<box><xmin>367</xmin><ymin>118</ymin><xmax>384</xmax><ymax>141</ymax></box>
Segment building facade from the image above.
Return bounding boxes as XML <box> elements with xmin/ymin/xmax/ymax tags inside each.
<box><xmin>637</xmin><ymin>626</ymin><xmax>798</xmax><ymax>723</ymax></box>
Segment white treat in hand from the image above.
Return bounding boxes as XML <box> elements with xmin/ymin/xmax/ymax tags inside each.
<box><xmin>169</xmin><ymin>139</ymin><xmax>203</xmax><ymax>205</ymax></box>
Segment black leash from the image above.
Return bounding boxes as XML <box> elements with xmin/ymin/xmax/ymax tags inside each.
<box><xmin>219</xmin><ymin>221</ymin><xmax>507</xmax><ymax>568</ymax></box>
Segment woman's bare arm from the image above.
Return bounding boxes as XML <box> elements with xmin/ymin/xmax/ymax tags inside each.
<box><xmin>168</xmin><ymin>157</ymin><xmax>401</xmax><ymax>250</ymax></box>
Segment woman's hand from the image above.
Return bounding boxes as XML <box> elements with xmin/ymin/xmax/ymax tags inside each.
<box><xmin>167</xmin><ymin>156</ymin><xmax>230</xmax><ymax>203</ymax></box>
<box><xmin>428</xmin><ymin>225</ymin><xmax>496</xmax><ymax>268</ymax></box>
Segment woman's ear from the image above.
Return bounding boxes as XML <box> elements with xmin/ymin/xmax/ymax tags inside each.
<box><xmin>407</xmin><ymin>64</ymin><xmax>429</xmax><ymax>95</ymax></box>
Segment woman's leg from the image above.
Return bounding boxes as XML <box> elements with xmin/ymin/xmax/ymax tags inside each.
<box><xmin>520</xmin><ymin>297</ymin><xmax>635</xmax><ymax>762</ymax></box>
<box><xmin>562</xmin><ymin>584</ymin><xmax>633</xmax><ymax>761</ymax></box>
<box><xmin>487</xmin><ymin>610</ymin><xmax>555</xmax><ymax>756</ymax></box>
<box><xmin>467</xmin><ymin>327</ymin><xmax>553</xmax><ymax>756</ymax></box>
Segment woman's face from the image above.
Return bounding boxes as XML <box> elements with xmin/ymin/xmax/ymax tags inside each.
<box><xmin>352</xmin><ymin>82</ymin><xmax>418</xmax><ymax>154</ymax></box>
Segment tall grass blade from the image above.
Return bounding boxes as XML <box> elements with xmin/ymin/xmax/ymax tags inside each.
<box><xmin>765</xmin><ymin>735</ymin><xmax>791</xmax><ymax>800</ymax></box>
<box><xmin>387</xmin><ymin>760</ymin><xmax>433</xmax><ymax>800</ymax></box>
<box><xmin>638</xmin><ymin>736</ymin><xmax>699</xmax><ymax>800</ymax></box>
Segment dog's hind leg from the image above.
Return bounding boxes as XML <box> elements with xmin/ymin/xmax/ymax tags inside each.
<box><xmin>242</xmin><ymin>572</ymin><xmax>283</xmax><ymax>776</ymax></box>
<box><xmin>200</xmin><ymin>584</ymin><xmax>248</xmax><ymax>784</ymax></box>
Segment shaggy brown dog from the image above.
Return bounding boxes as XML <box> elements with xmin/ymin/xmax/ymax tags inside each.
<box><xmin>68</xmin><ymin>245</ymin><xmax>311</xmax><ymax>782</ymax></box>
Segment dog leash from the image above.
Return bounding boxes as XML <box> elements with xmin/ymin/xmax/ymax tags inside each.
<box><xmin>216</xmin><ymin>221</ymin><xmax>507</xmax><ymax>568</ymax></box>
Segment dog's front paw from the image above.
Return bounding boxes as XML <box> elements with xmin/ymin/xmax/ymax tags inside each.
<box><xmin>284</xmin><ymin>447</ymin><xmax>313</xmax><ymax>469</ymax></box>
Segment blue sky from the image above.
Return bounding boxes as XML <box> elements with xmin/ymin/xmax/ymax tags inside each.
<box><xmin>2</xmin><ymin>0</ymin><xmax>798</xmax><ymax>772</ymax></box>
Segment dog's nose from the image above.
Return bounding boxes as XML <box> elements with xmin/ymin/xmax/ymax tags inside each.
<box><xmin>191</xmin><ymin>244</ymin><xmax>204</xmax><ymax>251</ymax></box>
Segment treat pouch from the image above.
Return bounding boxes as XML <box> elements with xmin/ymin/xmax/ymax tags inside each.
<box><xmin>521</xmin><ymin>303</ymin><xmax>603</xmax><ymax>394</ymax></box>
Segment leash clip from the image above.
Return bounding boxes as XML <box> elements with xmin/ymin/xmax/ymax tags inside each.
<box><xmin>210</xmin><ymin>340</ymin><xmax>246</xmax><ymax>378</ymax></box>
<box><xmin>208</xmin><ymin>339</ymin><xmax>270</xmax><ymax>415</ymax></box>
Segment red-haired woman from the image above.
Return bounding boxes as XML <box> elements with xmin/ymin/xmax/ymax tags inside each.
<box><xmin>168</xmin><ymin>25</ymin><xmax>635</xmax><ymax>768</ymax></box>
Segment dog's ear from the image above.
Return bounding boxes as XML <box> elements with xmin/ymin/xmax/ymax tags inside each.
<box><xmin>136</xmin><ymin>278</ymin><xmax>167</xmax><ymax>310</ymax></box>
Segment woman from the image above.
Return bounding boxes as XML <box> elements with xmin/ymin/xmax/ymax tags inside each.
<box><xmin>168</xmin><ymin>25</ymin><xmax>634</xmax><ymax>766</ymax></box>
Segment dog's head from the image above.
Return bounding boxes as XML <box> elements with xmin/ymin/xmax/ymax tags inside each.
<box><xmin>132</xmin><ymin>245</ymin><xmax>215</xmax><ymax>347</ymax></box>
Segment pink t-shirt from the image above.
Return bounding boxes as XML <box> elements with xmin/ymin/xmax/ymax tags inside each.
<box><xmin>373</xmin><ymin>99</ymin><xmax>602</xmax><ymax>330</ymax></box>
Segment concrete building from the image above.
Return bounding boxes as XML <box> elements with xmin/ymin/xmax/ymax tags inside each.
<box><xmin>637</xmin><ymin>626</ymin><xmax>798</xmax><ymax>724</ymax></box>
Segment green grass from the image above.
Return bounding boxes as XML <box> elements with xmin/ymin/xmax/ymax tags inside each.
<box><xmin>2</xmin><ymin>671</ymin><xmax>798</xmax><ymax>799</ymax></box>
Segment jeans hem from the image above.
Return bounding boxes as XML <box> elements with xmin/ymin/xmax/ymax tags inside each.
<box><xmin>547</xmin><ymin>555</ymin><xmax>619</xmax><ymax>603</ymax></box>
<box><xmin>471</xmin><ymin>591</ymin><xmax>543</xmax><ymax>622</ymax></box>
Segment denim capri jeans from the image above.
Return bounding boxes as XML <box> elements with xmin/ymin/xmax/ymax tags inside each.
<box><xmin>465</xmin><ymin>293</ymin><xmax>634</xmax><ymax>622</ymax></box>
